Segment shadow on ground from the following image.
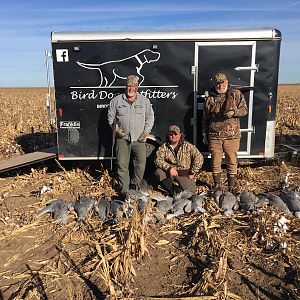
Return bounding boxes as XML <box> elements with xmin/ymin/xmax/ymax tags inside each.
<box><xmin>16</xmin><ymin>132</ymin><xmax>57</xmax><ymax>154</ymax></box>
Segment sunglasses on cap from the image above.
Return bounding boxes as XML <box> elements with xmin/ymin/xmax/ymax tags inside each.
<box><xmin>169</xmin><ymin>131</ymin><xmax>179</xmax><ymax>136</ymax></box>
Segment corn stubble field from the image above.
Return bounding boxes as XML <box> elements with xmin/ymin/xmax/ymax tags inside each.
<box><xmin>0</xmin><ymin>86</ymin><xmax>300</xmax><ymax>300</ymax></box>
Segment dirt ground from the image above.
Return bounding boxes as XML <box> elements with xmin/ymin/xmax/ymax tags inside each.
<box><xmin>0</xmin><ymin>85</ymin><xmax>300</xmax><ymax>300</ymax></box>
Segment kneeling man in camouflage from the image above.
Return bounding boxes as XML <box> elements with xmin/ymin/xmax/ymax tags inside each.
<box><xmin>154</xmin><ymin>125</ymin><xmax>203</xmax><ymax>196</ymax></box>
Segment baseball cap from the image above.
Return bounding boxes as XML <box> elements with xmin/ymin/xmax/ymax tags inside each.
<box><xmin>215</xmin><ymin>73</ymin><xmax>227</xmax><ymax>83</ymax></box>
<box><xmin>168</xmin><ymin>125</ymin><xmax>181</xmax><ymax>134</ymax></box>
<box><xmin>127</xmin><ymin>75</ymin><xmax>139</xmax><ymax>87</ymax></box>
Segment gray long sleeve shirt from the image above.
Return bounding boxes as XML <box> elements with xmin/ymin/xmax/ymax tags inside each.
<box><xmin>107</xmin><ymin>92</ymin><xmax>155</xmax><ymax>142</ymax></box>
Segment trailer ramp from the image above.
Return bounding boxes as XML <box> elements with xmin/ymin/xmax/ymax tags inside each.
<box><xmin>0</xmin><ymin>147</ymin><xmax>57</xmax><ymax>173</ymax></box>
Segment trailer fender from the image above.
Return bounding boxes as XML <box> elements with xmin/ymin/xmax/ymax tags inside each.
<box><xmin>145</xmin><ymin>134</ymin><xmax>162</xmax><ymax>158</ymax></box>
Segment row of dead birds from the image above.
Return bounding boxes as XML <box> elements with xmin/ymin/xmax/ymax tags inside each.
<box><xmin>36</xmin><ymin>189</ymin><xmax>200</xmax><ymax>224</ymax></box>
<box><xmin>213</xmin><ymin>188</ymin><xmax>300</xmax><ymax>217</ymax></box>
<box><xmin>36</xmin><ymin>182</ymin><xmax>300</xmax><ymax>224</ymax></box>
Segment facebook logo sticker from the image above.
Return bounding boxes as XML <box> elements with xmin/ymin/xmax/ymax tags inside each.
<box><xmin>56</xmin><ymin>49</ymin><xmax>69</xmax><ymax>62</ymax></box>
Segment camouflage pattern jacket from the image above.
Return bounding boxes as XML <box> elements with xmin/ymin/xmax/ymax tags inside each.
<box><xmin>202</xmin><ymin>87</ymin><xmax>248</xmax><ymax>139</ymax></box>
<box><xmin>155</xmin><ymin>140</ymin><xmax>204</xmax><ymax>175</ymax></box>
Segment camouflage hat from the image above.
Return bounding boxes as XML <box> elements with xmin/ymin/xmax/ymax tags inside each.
<box><xmin>168</xmin><ymin>124</ymin><xmax>181</xmax><ymax>134</ymax></box>
<box><xmin>127</xmin><ymin>75</ymin><xmax>139</xmax><ymax>87</ymax></box>
<box><xmin>215</xmin><ymin>73</ymin><xmax>227</xmax><ymax>83</ymax></box>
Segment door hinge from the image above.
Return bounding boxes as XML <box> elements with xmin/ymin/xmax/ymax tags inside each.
<box><xmin>191</xmin><ymin>66</ymin><xmax>196</xmax><ymax>75</ymax></box>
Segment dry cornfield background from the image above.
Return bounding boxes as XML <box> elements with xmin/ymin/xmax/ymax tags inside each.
<box><xmin>276</xmin><ymin>85</ymin><xmax>300</xmax><ymax>145</ymax></box>
<box><xmin>0</xmin><ymin>85</ymin><xmax>300</xmax><ymax>300</ymax></box>
<box><xmin>0</xmin><ymin>88</ymin><xmax>56</xmax><ymax>159</ymax></box>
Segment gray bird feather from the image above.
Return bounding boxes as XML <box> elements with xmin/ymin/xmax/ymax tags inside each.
<box><xmin>74</xmin><ymin>196</ymin><xmax>97</xmax><ymax>221</ymax></box>
<box><xmin>238</xmin><ymin>191</ymin><xmax>258</xmax><ymax>211</ymax></box>
<box><xmin>261</xmin><ymin>193</ymin><xmax>292</xmax><ymax>214</ymax></box>
<box><xmin>173</xmin><ymin>189</ymin><xmax>194</xmax><ymax>201</ymax></box>
<box><xmin>219</xmin><ymin>191</ymin><xmax>238</xmax><ymax>216</ymax></box>
<box><xmin>150</xmin><ymin>194</ymin><xmax>168</xmax><ymax>202</ymax></box>
<box><xmin>280</xmin><ymin>188</ymin><xmax>300</xmax><ymax>214</ymax></box>
<box><xmin>94</xmin><ymin>196</ymin><xmax>111</xmax><ymax>221</ymax></box>
<box><xmin>128</xmin><ymin>189</ymin><xmax>149</xmax><ymax>212</ymax></box>
<box><xmin>126</xmin><ymin>189</ymin><xmax>148</xmax><ymax>204</ymax></box>
<box><xmin>36</xmin><ymin>199</ymin><xmax>73</xmax><ymax>224</ymax></box>
<box><xmin>255</xmin><ymin>195</ymin><xmax>270</xmax><ymax>208</ymax></box>
<box><xmin>110</xmin><ymin>199</ymin><xmax>131</xmax><ymax>216</ymax></box>
<box><xmin>155</xmin><ymin>197</ymin><xmax>173</xmax><ymax>214</ymax></box>
<box><xmin>212</xmin><ymin>188</ymin><xmax>223</xmax><ymax>206</ymax></box>
<box><xmin>190</xmin><ymin>194</ymin><xmax>207</xmax><ymax>213</ymax></box>
<box><xmin>184</xmin><ymin>200</ymin><xmax>192</xmax><ymax>213</ymax></box>
<box><xmin>166</xmin><ymin>198</ymin><xmax>190</xmax><ymax>219</ymax></box>
<box><xmin>137</xmin><ymin>198</ymin><xmax>148</xmax><ymax>212</ymax></box>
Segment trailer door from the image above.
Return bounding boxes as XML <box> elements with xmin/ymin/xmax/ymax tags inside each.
<box><xmin>194</xmin><ymin>41</ymin><xmax>257</xmax><ymax>156</ymax></box>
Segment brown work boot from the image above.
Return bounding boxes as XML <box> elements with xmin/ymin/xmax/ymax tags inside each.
<box><xmin>211</xmin><ymin>173</ymin><xmax>221</xmax><ymax>192</ymax></box>
<box><xmin>228</xmin><ymin>174</ymin><xmax>237</xmax><ymax>194</ymax></box>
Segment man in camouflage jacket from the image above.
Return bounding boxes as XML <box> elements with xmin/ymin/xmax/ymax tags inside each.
<box><xmin>155</xmin><ymin>125</ymin><xmax>203</xmax><ymax>195</ymax></box>
<box><xmin>202</xmin><ymin>73</ymin><xmax>248</xmax><ymax>192</ymax></box>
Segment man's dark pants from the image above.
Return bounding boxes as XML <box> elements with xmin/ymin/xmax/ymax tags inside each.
<box><xmin>115</xmin><ymin>138</ymin><xmax>146</xmax><ymax>193</ymax></box>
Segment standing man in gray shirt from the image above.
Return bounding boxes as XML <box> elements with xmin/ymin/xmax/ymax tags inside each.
<box><xmin>107</xmin><ymin>75</ymin><xmax>155</xmax><ymax>195</ymax></box>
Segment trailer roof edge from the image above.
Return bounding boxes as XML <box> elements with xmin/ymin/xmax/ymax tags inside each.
<box><xmin>51</xmin><ymin>28</ymin><xmax>282</xmax><ymax>42</ymax></box>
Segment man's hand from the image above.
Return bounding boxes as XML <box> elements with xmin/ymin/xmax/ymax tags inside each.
<box><xmin>169</xmin><ymin>167</ymin><xmax>178</xmax><ymax>177</ymax></box>
<box><xmin>223</xmin><ymin>109</ymin><xmax>235</xmax><ymax>119</ymax></box>
<box><xmin>202</xmin><ymin>133</ymin><xmax>208</xmax><ymax>145</ymax></box>
<box><xmin>188</xmin><ymin>174</ymin><xmax>195</xmax><ymax>179</ymax></box>
<box><xmin>115</xmin><ymin>128</ymin><xmax>126</xmax><ymax>138</ymax></box>
<box><xmin>137</xmin><ymin>132</ymin><xmax>148</xmax><ymax>143</ymax></box>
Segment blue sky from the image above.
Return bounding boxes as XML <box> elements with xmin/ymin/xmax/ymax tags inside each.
<box><xmin>0</xmin><ymin>0</ymin><xmax>299</xmax><ymax>87</ymax></box>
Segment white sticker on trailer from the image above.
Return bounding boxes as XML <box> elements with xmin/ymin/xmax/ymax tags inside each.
<box><xmin>60</xmin><ymin>121</ymin><xmax>80</xmax><ymax>128</ymax></box>
<box><xmin>56</xmin><ymin>49</ymin><xmax>69</xmax><ymax>62</ymax></box>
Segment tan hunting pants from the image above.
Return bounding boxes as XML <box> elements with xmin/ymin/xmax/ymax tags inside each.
<box><xmin>209</xmin><ymin>138</ymin><xmax>240</xmax><ymax>175</ymax></box>
<box><xmin>155</xmin><ymin>168</ymin><xmax>197</xmax><ymax>194</ymax></box>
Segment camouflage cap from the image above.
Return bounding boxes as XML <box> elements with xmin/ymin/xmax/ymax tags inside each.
<box><xmin>215</xmin><ymin>73</ymin><xmax>227</xmax><ymax>83</ymax></box>
<box><xmin>127</xmin><ymin>75</ymin><xmax>139</xmax><ymax>87</ymax></box>
<box><xmin>168</xmin><ymin>124</ymin><xmax>181</xmax><ymax>134</ymax></box>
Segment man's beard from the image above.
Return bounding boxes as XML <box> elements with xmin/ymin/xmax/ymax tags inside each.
<box><xmin>216</xmin><ymin>86</ymin><xmax>228</xmax><ymax>94</ymax></box>
<box><xmin>127</xmin><ymin>90</ymin><xmax>137</xmax><ymax>98</ymax></box>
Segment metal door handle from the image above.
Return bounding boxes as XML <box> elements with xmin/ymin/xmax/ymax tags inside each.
<box><xmin>235</xmin><ymin>64</ymin><xmax>259</xmax><ymax>72</ymax></box>
<box><xmin>197</xmin><ymin>91</ymin><xmax>209</xmax><ymax>98</ymax></box>
<box><xmin>240</xmin><ymin>128</ymin><xmax>254</xmax><ymax>133</ymax></box>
